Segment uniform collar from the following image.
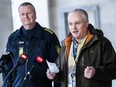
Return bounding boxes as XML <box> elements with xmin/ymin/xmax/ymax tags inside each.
<box><xmin>16</xmin><ymin>22</ymin><xmax>44</xmax><ymax>38</ymax></box>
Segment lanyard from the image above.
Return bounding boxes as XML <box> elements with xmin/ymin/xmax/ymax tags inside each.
<box><xmin>70</xmin><ymin>34</ymin><xmax>88</xmax><ymax>87</ymax></box>
<box><xmin>72</xmin><ymin>34</ymin><xmax>88</xmax><ymax>65</ymax></box>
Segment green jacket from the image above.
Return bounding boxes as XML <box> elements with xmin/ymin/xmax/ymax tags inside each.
<box><xmin>55</xmin><ymin>24</ymin><xmax>116</xmax><ymax>87</ymax></box>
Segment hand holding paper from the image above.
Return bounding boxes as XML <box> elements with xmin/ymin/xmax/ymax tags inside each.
<box><xmin>46</xmin><ymin>60</ymin><xmax>59</xmax><ymax>73</ymax></box>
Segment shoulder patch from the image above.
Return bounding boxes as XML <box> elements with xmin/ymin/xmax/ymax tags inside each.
<box><xmin>44</xmin><ymin>28</ymin><xmax>54</xmax><ymax>34</ymax></box>
<box><xmin>55</xmin><ymin>45</ymin><xmax>61</xmax><ymax>53</ymax></box>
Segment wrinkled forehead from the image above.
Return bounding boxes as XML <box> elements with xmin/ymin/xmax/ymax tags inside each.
<box><xmin>68</xmin><ymin>12</ymin><xmax>84</xmax><ymax>21</ymax></box>
<box><xmin>68</xmin><ymin>11</ymin><xmax>88</xmax><ymax>23</ymax></box>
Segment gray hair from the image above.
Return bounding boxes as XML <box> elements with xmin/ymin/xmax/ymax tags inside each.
<box><xmin>68</xmin><ymin>8</ymin><xmax>89</xmax><ymax>22</ymax></box>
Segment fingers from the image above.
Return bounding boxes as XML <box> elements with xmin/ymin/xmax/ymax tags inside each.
<box><xmin>84</xmin><ymin>66</ymin><xmax>95</xmax><ymax>79</ymax></box>
<box><xmin>46</xmin><ymin>69</ymin><xmax>56</xmax><ymax>80</ymax></box>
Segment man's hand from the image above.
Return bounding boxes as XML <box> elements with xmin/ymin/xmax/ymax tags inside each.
<box><xmin>46</xmin><ymin>69</ymin><xmax>56</xmax><ymax>80</ymax></box>
<box><xmin>84</xmin><ymin>66</ymin><xmax>95</xmax><ymax>79</ymax></box>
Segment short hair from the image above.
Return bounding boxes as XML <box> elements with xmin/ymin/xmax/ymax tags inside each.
<box><xmin>18</xmin><ymin>2</ymin><xmax>36</xmax><ymax>13</ymax></box>
<box><xmin>68</xmin><ymin>8</ymin><xmax>89</xmax><ymax>22</ymax></box>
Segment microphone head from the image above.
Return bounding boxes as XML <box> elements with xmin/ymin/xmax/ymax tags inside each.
<box><xmin>35</xmin><ymin>56</ymin><xmax>44</xmax><ymax>65</ymax></box>
<box><xmin>0</xmin><ymin>52</ymin><xmax>13</xmax><ymax>64</ymax></box>
<box><xmin>18</xmin><ymin>54</ymin><xmax>28</xmax><ymax>65</ymax></box>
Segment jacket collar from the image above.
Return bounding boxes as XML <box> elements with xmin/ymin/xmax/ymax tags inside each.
<box><xmin>64</xmin><ymin>24</ymin><xmax>98</xmax><ymax>60</ymax></box>
<box><xmin>15</xmin><ymin>22</ymin><xmax>44</xmax><ymax>38</ymax></box>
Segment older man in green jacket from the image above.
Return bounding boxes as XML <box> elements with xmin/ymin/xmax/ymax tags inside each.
<box><xmin>47</xmin><ymin>8</ymin><xmax>116</xmax><ymax>87</ymax></box>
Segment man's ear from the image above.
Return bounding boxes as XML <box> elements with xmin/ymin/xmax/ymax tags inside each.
<box><xmin>86</xmin><ymin>22</ymin><xmax>89</xmax><ymax>28</ymax></box>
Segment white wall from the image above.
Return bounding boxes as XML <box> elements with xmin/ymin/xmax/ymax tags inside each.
<box><xmin>0</xmin><ymin>0</ymin><xmax>13</xmax><ymax>86</ymax></box>
<box><xmin>11</xmin><ymin>0</ymin><xmax>50</xmax><ymax>30</ymax></box>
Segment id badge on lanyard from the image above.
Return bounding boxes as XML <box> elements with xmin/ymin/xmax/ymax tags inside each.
<box><xmin>72</xmin><ymin>79</ymin><xmax>76</xmax><ymax>87</ymax></box>
<box><xmin>71</xmin><ymin>65</ymin><xmax>76</xmax><ymax>87</ymax></box>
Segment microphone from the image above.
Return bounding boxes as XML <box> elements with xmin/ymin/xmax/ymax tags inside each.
<box><xmin>0</xmin><ymin>52</ymin><xmax>13</xmax><ymax>73</ymax></box>
<box><xmin>9</xmin><ymin>54</ymin><xmax>28</xmax><ymax>75</ymax></box>
<box><xmin>25</xmin><ymin>56</ymin><xmax>44</xmax><ymax>78</ymax></box>
<box><xmin>17</xmin><ymin>54</ymin><xmax>28</xmax><ymax>66</ymax></box>
<box><xmin>2</xmin><ymin>54</ymin><xmax>28</xmax><ymax>87</ymax></box>
<box><xmin>35</xmin><ymin>56</ymin><xmax>44</xmax><ymax>65</ymax></box>
<box><xmin>21</xmin><ymin>56</ymin><xmax>44</xmax><ymax>87</ymax></box>
<box><xmin>26</xmin><ymin>56</ymin><xmax>44</xmax><ymax>75</ymax></box>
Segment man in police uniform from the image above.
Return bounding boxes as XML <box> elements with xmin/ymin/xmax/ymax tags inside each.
<box><xmin>2</xmin><ymin>2</ymin><xmax>60</xmax><ymax>87</ymax></box>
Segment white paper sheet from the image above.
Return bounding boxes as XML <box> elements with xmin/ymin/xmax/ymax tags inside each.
<box><xmin>46</xmin><ymin>60</ymin><xmax>59</xmax><ymax>73</ymax></box>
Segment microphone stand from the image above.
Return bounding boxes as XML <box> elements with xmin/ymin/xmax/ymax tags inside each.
<box><xmin>2</xmin><ymin>53</ymin><xmax>28</xmax><ymax>87</ymax></box>
<box><xmin>2</xmin><ymin>64</ymin><xmax>19</xmax><ymax>87</ymax></box>
<box><xmin>21</xmin><ymin>65</ymin><xmax>37</xmax><ymax>87</ymax></box>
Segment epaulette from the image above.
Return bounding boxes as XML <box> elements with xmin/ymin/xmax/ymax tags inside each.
<box><xmin>44</xmin><ymin>27</ymin><xmax>54</xmax><ymax>34</ymax></box>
